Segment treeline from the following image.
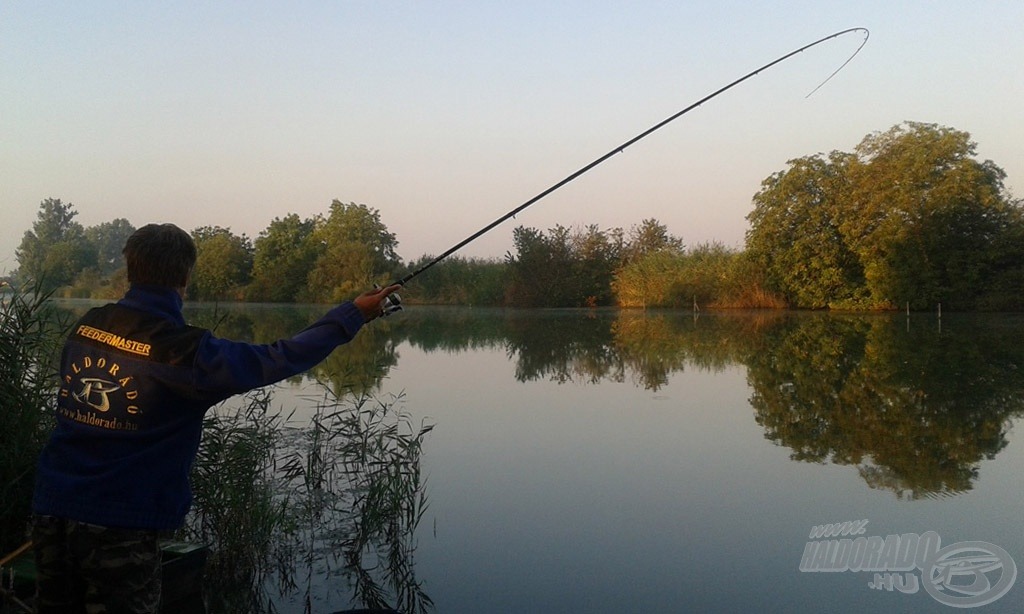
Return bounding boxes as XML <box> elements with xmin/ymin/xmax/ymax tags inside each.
<box><xmin>12</xmin><ymin>121</ymin><xmax>1024</xmax><ymax>310</ymax></box>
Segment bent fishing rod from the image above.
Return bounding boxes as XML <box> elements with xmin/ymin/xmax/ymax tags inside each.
<box><xmin>381</xmin><ymin>27</ymin><xmax>869</xmax><ymax>312</ymax></box>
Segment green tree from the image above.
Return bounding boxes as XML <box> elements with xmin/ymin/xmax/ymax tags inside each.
<box><xmin>247</xmin><ymin>213</ymin><xmax>322</xmax><ymax>302</ymax></box>
<box><xmin>505</xmin><ymin>224</ymin><xmax>630</xmax><ymax>308</ymax></box>
<box><xmin>979</xmin><ymin>205</ymin><xmax>1024</xmax><ymax>310</ymax></box>
<box><xmin>505</xmin><ymin>225</ymin><xmax>585</xmax><ymax>307</ymax></box>
<box><xmin>505</xmin><ymin>226</ymin><xmax>559</xmax><ymax>307</ymax></box>
<box><xmin>746</xmin><ymin>152</ymin><xmax>864</xmax><ymax>308</ymax></box>
<box><xmin>306</xmin><ymin>201</ymin><xmax>400</xmax><ymax>304</ymax></box>
<box><xmin>15</xmin><ymin>198</ymin><xmax>96</xmax><ymax>292</ymax></box>
<box><xmin>622</xmin><ymin>218</ymin><xmax>684</xmax><ymax>263</ymax></box>
<box><xmin>189</xmin><ymin>226</ymin><xmax>254</xmax><ymax>301</ymax></box>
<box><xmin>745</xmin><ymin>123</ymin><xmax>1021</xmax><ymax>310</ymax></box>
<box><xmin>573</xmin><ymin>225</ymin><xmax>623</xmax><ymax>306</ymax></box>
<box><xmin>842</xmin><ymin>122</ymin><xmax>1018</xmax><ymax>309</ymax></box>
<box><xmin>85</xmin><ymin>218</ymin><xmax>136</xmax><ymax>277</ymax></box>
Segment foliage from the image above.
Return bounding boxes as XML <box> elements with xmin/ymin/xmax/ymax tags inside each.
<box><xmin>15</xmin><ymin>199</ymin><xmax>96</xmax><ymax>294</ymax></box>
<box><xmin>621</xmin><ymin>218</ymin><xmax>684</xmax><ymax>264</ymax></box>
<box><xmin>608</xmin><ymin>220</ymin><xmax>688</xmax><ymax>308</ymax></box>
<box><xmin>747</xmin><ymin>122</ymin><xmax>1023</xmax><ymax>310</ymax></box>
<box><xmin>573</xmin><ymin>224</ymin><xmax>625</xmax><ymax>306</ymax></box>
<box><xmin>844</xmin><ymin>122</ymin><xmax>1018</xmax><ymax>309</ymax></box>
<box><xmin>504</xmin><ymin>223</ymin><xmax>631</xmax><ymax>307</ymax></box>
<box><xmin>611</xmin><ymin>242</ymin><xmax>784</xmax><ymax>309</ymax></box>
<box><xmin>184</xmin><ymin>389</ymin><xmax>287</xmax><ymax>613</ymax></box>
<box><xmin>504</xmin><ymin>225</ymin><xmax>576</xmax><ymax>307</ymax></box>
<box><xmin>189</xmin><ymin>226</ymin><xmax>254</xmax><ymax>301</ymax></box>
<box><xmin>84</xmin><ymin>218</ymin><xmax>136</xmax><ymax>277</ymax></box>
<box><xmin>0</xmin><ymin>282</ymin><xmax>68</xmax><ymax>554</ymax></box>
<box><xmin>247</xmin><ymin>213</ymin><xmax>322</xmax><ymax>303</ymax></box>
<box><xmin>747</xmin><ymin>152</ymin><xmax>865</xmax><ymax>308</ymax></box>
<box><xmin>305</xmin><ymin>201</ymin><xmax>400</xmax><ymax>304</ymax></box>
<box><xmin>396</xmin><ymin>255</ymin><xmax>507</xmax><ymax>306</ymax></box>
<box><xmin>611</xmin><ymin>250</ymin><xmax>685</xmax><ymax>308</ymax></box>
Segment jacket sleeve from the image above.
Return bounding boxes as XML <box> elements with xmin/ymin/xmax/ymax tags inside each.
<box><xmin>193</xmin><ymin>302</ymin><xmax>365</xmax><ymax>399</ymax></box>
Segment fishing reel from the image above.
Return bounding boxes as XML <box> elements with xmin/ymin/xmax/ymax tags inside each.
<box><xmin>375</xmin><ymin>284</ymin><xmax>403</xmax><ymax>317</ymax></box>
<box><xmin>381</xmin><ymin>291</ymin><xmax>402</xmax><ymax>316</ymax></box>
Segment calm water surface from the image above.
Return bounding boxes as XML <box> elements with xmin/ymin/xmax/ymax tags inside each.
<box><xmin>65</xmin><ymin>303</ymin><xmax>1024</xmax><ymax>612</ymax></box>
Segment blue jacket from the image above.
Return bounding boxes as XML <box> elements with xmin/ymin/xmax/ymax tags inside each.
<box><xmin>32</xmin><ymin>285</ymin><xmax>365</xmax><ymax>531</ymax></box>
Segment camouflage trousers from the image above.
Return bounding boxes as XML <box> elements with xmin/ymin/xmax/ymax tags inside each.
<box><xmin>31</xmin><ymin>515</ymin><xmax>162</xmax><ymax>614</ymax></box>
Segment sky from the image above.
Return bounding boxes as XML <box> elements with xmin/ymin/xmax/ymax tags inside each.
<box><xmin>2</xmin><ymin>1</ymin><xmax>1022</xmax><ymax>276</ymax></box>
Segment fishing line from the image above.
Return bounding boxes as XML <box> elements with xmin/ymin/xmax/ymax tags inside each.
<box><xmin>390</xmin><ymin>27</ymin><xmax>869</xmax><ymax>290</ymax></box>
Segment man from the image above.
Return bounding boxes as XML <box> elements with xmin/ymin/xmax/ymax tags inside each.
<box><xmin>30</xmin><ymin>223</ymin><xmax>400</xmax><ymax>613</ymax></box>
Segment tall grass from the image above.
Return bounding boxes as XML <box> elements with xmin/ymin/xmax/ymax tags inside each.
<box><xmin>181</xmin><ymin>386</ymin><xmax>434</xmax><ymax>614</ymax></box>
<box><xmin>0</xmin><ymin>283</ymin><xmax>68</xmax><ymax>555</ymax></box>
<box><xmin>612</xmin><ymin>244</ymin><xmax>788</xmax><ymax>309</ymax></box>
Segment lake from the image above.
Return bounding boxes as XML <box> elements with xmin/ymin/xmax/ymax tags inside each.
<box><xmin>56</xmin><ymin>304</ymin><xmax>1024</xmax><ymax>612</ymax></box>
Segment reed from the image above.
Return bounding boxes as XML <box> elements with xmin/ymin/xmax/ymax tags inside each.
<box><xmin>181</xmin><ymin>385</ymin><xmax>434</xmax><ymax>613</ymax></box>
<box><xmin>0</xmin><ymin>282</ymin><xmax>68</xmax><ymax>554</ymax></box>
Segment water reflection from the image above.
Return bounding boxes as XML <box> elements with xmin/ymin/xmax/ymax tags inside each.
<box><xmin>48</xmin><ymin>301</ymin><xmax>1024</xmax><ymax>501</ymax></box>
<box><xmin>747</xmin><ymin>314</ymin><xmax>1024</xmax><ymax>499</ymax></box>
<box><xmin>211</xmin><ymin>307</ymin><xmax>1024</xmax><ymax>499</ymax></box>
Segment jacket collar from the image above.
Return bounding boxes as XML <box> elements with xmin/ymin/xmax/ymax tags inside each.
<box><xmin>118</xmin><ymin>285</ymin><xmax>187</xmax><ymax>327</ymax></box>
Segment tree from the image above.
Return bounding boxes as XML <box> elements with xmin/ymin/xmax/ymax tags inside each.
<box><xmin>573</xmin><ymin>225</ymin><xmax>623</xmax><ymax>306</ymax></box>
<box><xmin>188</xmin><ymin>226</ymin><xmax>254</xmax><ymax>301</ymax></box>
<box><xmin>622</xmin><ymin>218</ymin><xmax>683</xmax><ymax>263</ymax></box>
<box><xmin>745</xmin><ymin>122</ymin><xmax>1022</xmax><ymax>310</ymax></box>
<box><xmin>247</xmin><ymin>214</ymin><xmax>321</xmax><ymax>302</ymax></box>
<box><xmin>746</xmin><ymin>152</ymin><xmax>865</xmax><ymax>308</ymax></box>
<box><xmin>85</xmin><ymin>218</ymin><xmax>136</xmax><ymax>277</ymax></box>
<box><xmin>504</xmin><ymin>226</ymin><xmax>557</xmax><ymax>307</ymax></box>
<box><xmin>305</xmin><ymin>201</ymin><xmax>400</xmax><ymax>304</ymax></box>
<box><xmin>842</xmin><ymin>122</ymin><xmax>1017</xmax><ymax>309</ymax></box>
<box><xmin>505</xmin><ymin>224</ymin><xmax>631</xmax><ymax>308</ymax></box>
<box><xmin>15</xmin><ymin>198</ymin><xmax>96</xmax><ymax>292</ymax></box>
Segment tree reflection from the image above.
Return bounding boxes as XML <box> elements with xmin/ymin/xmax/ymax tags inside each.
<box><xmin>746</xmin><ymin>314</ymin><xmax>1024</xmax><ymax>499</ymax></box>
<box><xmin>53</xmin><ymin>300</ymin><xmax>1024</xmax><ymax>499</ymax></box>
<box><xmin>504</xmin><ymin>310</ymin><xmax>623</xmax><ymax>384</ymax></box>
<box><xmin>611</xmin><ymin>311</ymin><xmax>778</xmax><ymax>389</ymax></box>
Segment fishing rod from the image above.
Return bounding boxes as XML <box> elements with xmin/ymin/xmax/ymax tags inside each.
<box><xmin>381</xmin><ymin>27</ymin><xmax>869</xmax><ymax>313</ymax></box>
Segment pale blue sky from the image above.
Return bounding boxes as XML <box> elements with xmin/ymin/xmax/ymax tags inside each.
<box><xmin>2</xmin><ymin>1</ymin><xmax>1022</xmax><ymax>275</ymax></box>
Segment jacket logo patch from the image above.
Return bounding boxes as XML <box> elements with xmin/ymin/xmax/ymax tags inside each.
<box><xmin>60</xmin><ymin>355</ymin><xmax>142</xmax><ymax>431</ymax></box>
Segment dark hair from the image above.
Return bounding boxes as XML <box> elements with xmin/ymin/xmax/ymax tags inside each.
<box><xmin>123</xmin><ymin>223</ymin><xmax>197</xmax><ymax>288</ymax></box>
